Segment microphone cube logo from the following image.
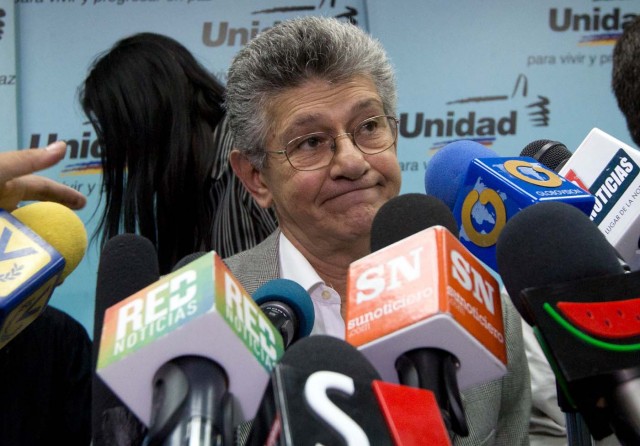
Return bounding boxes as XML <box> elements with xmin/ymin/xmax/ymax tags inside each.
<box><xmin>0</xmin><ymin>210</ymin><xmax>64</xmax><ymax>348</ymax></box>
<box><xmin>347</xmin><ymin>227</ymin><xmax>507</xmax><ymax>387</ymax></box>
<box><xmin>347</xmin><ymin>231</ymin><xmax>440</xmax><ymax>345</ymax></box>
<box><xmin>97</xmin><ymin>252</ymin><xmax>284</xmax><ymax>425</ymax></box>
<box><xmin>98</xmin><ymin>252</ymin><xmax>283</xmax><ymax>371</ymax></box>
<box><xmin>559</xmin><ymin>128</ymin><xmax>640</xmax><ymax>270</ymax></box>
<box><xmin>586</xmin><ymin>149</ymin><xmax>638</xmax><ymax>225</ymax></box>
<box><xmin>454</xmin><ymin>157</ymin><xmax>595</xmax><ymax>270</ymax></box>
<box><xmin>347</xmin><ymin>226</ymin><xmax>505</xmax><ymax>359</ymax></box>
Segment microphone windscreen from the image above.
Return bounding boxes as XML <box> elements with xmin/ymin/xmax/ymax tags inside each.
<box><xmin>424</xmin><ymin>140</ymin><xmax>497</xmax><ymax>210</ymax></box>
<box><xmin>12</xmin><ymin>201</ymin><xmax>87</xmax><ymax>281</ymax></box>
<box><xmin>94</xmin><ymin>234</ymin><xmax>160</xmax><ymax>350</ymax></box>
<box><xmin>279</xmin><ymin>335</ymin><xmax>381</xmax><ymax>380</ymax></box>
<box><xmin>371</xmin><ymin>193</ymin><xmax>459</xmax><ymax>252</ymax></box>
<box><xmin>496</xmin><ymin>201</ymin><xmax>624</xmax><ymax>324</ymax></box>
<box><xmin>520</xmin><ymin>139</ymin><xmax>573</xmax><ymax>172</ymax></box>
<box><xmin>171</xmin><ymin>251</ymin><xmax>207</xmax><ymax>272</ymax></box>
<box><xmin>253</xmin><ymin>279</ymin><xmax>315</xmax><ymax>338</ymax></box>
<box><xmin>93</xmin><ymin>233</ymin><xmax>160</xmax><ymax>444</ymax></box>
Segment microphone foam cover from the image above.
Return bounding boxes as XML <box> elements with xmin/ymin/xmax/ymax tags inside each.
<box><xmin>496</xmin><ymin>201</ymin><xmax>624</xmax><ymax>324</ymax></box>
<box><xmin>93</xmin><ymin>233</ymin><xmax>160</xmax><ymax>442</ymax></box>
<box><xmin>424</xmin><ymin>140</ymin><xmax>497</xmax><ymax>210</ymax></box>
<box><xmin>172</xmin><ymin>251</ymin><xmax>208</xmax><ymax>272</ymax></box>
<box><xmin>371</xmin><ymin>193</ymin><xmax>459</xmax><ymax>252</ymax></box>
<box><xmin>95</xmin><ymin>234</ymin><xmax>160</xmax><ymax>343</ymax></box>
<box><xmin>12</xmin><ymin>201</ymin><xmax>88</xmax><ymax>281</ymax></box>
<box><xmin>520</xmin><ymin>139</ymin><xmax>572</xmax><ymax>172</ymax></box>
<box><xmin>253</xmin><ymin>278</ymin><xmax>315</xmax><ymax>338</ymax></box>
<box><xmin>279</xmin><ymin>335</ymin><xmax>381</xmax><ymax>381</ymax></box>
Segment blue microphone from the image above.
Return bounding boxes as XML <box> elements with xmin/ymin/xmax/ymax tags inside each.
<box><xmin>253</xmin><ymin>278</ymin><xmax>314</xmax><ymax>348</ymax></box>
<box><xmin>424</xmin><ymin>140</ymin><xmax>497</xmax><ymax>211</ymax></box>
<box><xmin>425</xmin><ymin>139</ymin><xmax>595</xmax><ymax>271</ymax></box>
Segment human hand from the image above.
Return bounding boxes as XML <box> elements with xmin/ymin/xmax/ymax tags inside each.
<box><xmin>0</xmin><ymin>141</ymin><xmax>87</xmax><ymax>211</ymax></box>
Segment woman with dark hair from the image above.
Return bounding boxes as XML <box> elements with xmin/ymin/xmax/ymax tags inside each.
<box><xmin>80</xmin><ymin>32</ymin><xmax>277</xmax><ymax>274</ymax></box>
<box><xmin>80</xmin><ymin>33</ymin><xmax>278</xmax><ymax>446</ymax></box>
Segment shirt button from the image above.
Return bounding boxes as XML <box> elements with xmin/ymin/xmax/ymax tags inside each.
<box><xmin>321</xmin><ymin>290</ymin><xmax>331</xmax><ymax>300</ymax></box>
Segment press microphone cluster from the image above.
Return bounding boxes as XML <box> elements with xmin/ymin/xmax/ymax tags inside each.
<box><xmin>0</xmin><ymin>201</ymin><xmax>87</xmax><ymax>349</ymax></box>
<box><xmin>496</xmin><ymin>201</ymin><xmax>640</xmax><ymax>445</ymax></box>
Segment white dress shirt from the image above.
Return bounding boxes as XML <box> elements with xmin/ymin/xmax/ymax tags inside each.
<box><xmin>278</xmin><ymin>233</ymin><xmax>345</xmax><ymax>339</ymax></box>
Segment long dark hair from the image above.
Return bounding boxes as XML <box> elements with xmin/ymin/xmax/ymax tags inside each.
<box><xmin>80</xmin><ymin>32</ymin><xmax>225</xmax><ymax>273</ymax></box>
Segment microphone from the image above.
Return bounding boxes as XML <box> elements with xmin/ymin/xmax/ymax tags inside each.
<box><xmin>520</xmin><ymin>139</ymin><xmax>573</xmax><ymax>172</ymax></box>
<box><xmin>496</xmin><ymin>201</ymin><xmax>623</xmax><ymax>325</ymax></box>
<box><xmin>370</xmin><ymin>192</ymin><xmax>459</xmax><ymax>251</ymax></box>
<box><xmin>93</xmin><ymin>233</ymin><xmax>161</xmax><ymax>445</ymax></box>
<box><xmin>424</xmin><ymin>139</ymin><xmax>595</xmax><ymax>271</ymax></box>
<box><xmin>424</xmin><ymin>140</ymin><xmax>497</xmax><ymax>210</ymax></box>
<box><xmin>96</xmin><ymin>250</ymin><xmax>285</xmax><ymax>444</ymax></box>
<box><xmin>496</xmin><ymin>201</ymin><xmax>640</xmax><ymax>445</ymax></box>
<box><xmin>0</xmin><ymin>201</ymin><xmax>87</xmax><ymax>349</ymax></box>
<box><xmin>558</xmin><ymin>128</ymin><xmax>640</xmax><ymax>271</ymax></box>
<box><xmin>346</xmin><ymin>194</ymin><xmax>508</xmax><ymax>437</ymax></box>
<box><xmin>252</xmin><ymin>278</ymin><xmax>314</xmax><ymax>349</ymax></box>
<box><xmin>171</xmin><ymin>251</ymin><xmax>207</xmax><ymax>272</ymax></box>
<box><xmin>247</xmin><ymin>335</ymin><xmax>452</xmax><ymax>446</ymax></box>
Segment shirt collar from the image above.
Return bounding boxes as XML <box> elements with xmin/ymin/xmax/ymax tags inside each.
<box><xmin>278</xmin><ymin>232</ymin><xmax>324</xmax><ymax>291</ymax></box>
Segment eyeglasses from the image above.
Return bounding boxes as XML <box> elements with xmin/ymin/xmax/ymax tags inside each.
<box><xmin>266</xmin><ymin>115</ymin><xmax>399</xmax><ymax>171</ymax></box>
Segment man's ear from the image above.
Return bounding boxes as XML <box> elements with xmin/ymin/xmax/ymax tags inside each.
<box><xmin>229</xmin><ymin>149</ymin><xmax>273</xmax><ymax>208</ymax></box>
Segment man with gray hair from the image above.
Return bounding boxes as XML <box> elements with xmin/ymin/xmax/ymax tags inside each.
<box><xmin>224</xmin><ymin>16</ymin><xmax>531</xmax><ymax>445</ymax></box>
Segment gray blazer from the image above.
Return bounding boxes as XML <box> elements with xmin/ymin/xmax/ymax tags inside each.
<box><xmin>224</xmin><ymin>230</ymin><xmax>531</xmax><ymax>446</ymax></box>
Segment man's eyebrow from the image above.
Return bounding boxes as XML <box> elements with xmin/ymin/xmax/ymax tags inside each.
<box><xmin>288</xmin><ymin>98</ymin><xmax>383</xmax><ymax>130</ymax></box>
<box><xmin>289</xmin><ymin>113</ymin><xmax>324</xmax><ymax>131</ymax></box>
<box><xmin>281</xmin><ymin>98</ymin><xmax>385</xmax><ymax>139</ymax></box>
<box><xmin>352</xmin><ymin>98</ymin><xmax>385</xmax><ymax>114</ymax></box>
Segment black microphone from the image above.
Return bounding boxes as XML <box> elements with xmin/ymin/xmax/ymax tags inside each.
<box><xmin>171</xmin><ymin>252</ymin><xmax>207</xmax><ymax>272</ymax></box>
<box><xmin>496</xmin><ymin>201</ymin><xmax>623</xmax><ymax>325</ymax></box>
<box><xmin>520</xmin><ymin>139</ymin><xmax>573</xmax><ymax>172</ymax></box>
<box><xmin>521</xmin><ymin>136</ymin><xmax>632</xmax><ymax>274</ymax></box>
<box><xmin>247</xmin><ymin>335</ymin><xmax>452</xmax><ymax>446</ymax></box>
<box><xmin>496</xmin><ymin>201</ymin><xmax>640</xmax><ymax>445</ymax></box>
<box><xmin>252</xmin><ymin>278</ymin><xmax>314</xmax><ymax>349</ymax></box>
<box><xmin>93</xmin><ymin>233</ymin><xmax>161</xmax><ymax>446</ymax></box>
<box><xmin>370</xmin><ymin>192</ymin><xmax>459</xmax><ymax>251</ymax></box>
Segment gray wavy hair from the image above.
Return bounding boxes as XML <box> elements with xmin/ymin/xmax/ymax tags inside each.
<box><xmin>225</xmin><ymin>15</ymin><xmax>397</xmax><ymax>169</ymax></box>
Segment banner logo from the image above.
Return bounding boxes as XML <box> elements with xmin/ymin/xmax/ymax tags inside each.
<box><xmin>401</xmin><ymin>74</ymin><xmax>551</xmax><ymax>150</ymax></box>
<box><xmin>202</xmin><ymin>2</ymin><xmax>364</xmax><ymax>49</ymax></box>
<box><xmin>549</xmin><ymin>7</ymin><xmax>638</xmax><ymax>45</ymax></box>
